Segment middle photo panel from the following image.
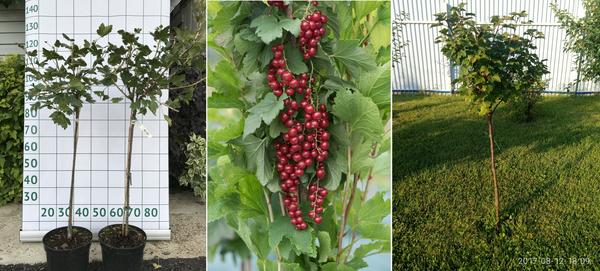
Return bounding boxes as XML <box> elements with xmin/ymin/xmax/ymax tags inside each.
<box><xmin>205</xmin><ymin>1</ymin><xmax>392</xmax><ymax>270</ymax></box>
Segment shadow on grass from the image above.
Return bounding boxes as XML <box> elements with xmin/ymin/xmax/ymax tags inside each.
<box><xmin>393</xmin><ymin>95</ymin><xmax>600</xmax><ymax>183</ymax></box>
<box><xmin>392</xmin><ymin>95</ymin><xmax>456</xmax><ymax>119</ymax></box>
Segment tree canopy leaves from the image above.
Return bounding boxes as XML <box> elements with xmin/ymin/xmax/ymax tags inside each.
<box><xmin>433</xmin><ymin>4</ymin><xmax>549</xmax><ymax>115</ymax></box>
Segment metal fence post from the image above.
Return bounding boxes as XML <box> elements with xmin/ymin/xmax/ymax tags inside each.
<box><xmin>447</xmin><ymin>3</ymin><xmax>456</xmax><ymax>94</ymax></box>
<box><xmin>574</xmin><ymin>56</ymin><xmax>582</xmax><ymax>93</ymax></box>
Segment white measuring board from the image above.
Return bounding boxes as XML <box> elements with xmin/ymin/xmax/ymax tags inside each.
<box><xmin>22</xmin><ymin>0</ymin><xmax>171</xmax><ymax>242</ymax></box>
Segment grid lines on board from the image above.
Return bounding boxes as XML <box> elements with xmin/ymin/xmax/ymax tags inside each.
<box><xmin>22</xmin><ymin>0</ymin><xmax>170</xmax><ymax>240</ymax></box>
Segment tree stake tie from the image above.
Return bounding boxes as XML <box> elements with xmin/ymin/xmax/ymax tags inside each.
<box><xmin>139</xmin><ymin>122</ymin><xmax>153</xmax><ymax>138</ymax></box>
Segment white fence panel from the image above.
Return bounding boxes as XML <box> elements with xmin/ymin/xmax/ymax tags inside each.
<box><xmin>393</xmin><ymin>0</ymin><xmax>600</xmax><ymax>94</ymax></box>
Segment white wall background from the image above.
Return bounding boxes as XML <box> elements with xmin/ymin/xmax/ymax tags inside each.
<box><xmin>0</xmin><ymin>2</ymin><xmax>24</xmax><ymax>57</ymax></box>
<box><xmin>393</xmin><ymin>0</ymin><xmax>599</xmax><ymax>94</ymax></box>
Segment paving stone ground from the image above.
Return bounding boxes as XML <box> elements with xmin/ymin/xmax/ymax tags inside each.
<box><xmin>0</xmin><ymin>257</ymin><xmax>205</xmax><ymax>271</ymax></box>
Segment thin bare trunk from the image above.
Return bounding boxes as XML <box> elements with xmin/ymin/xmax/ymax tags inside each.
<box><xmin>278</xmin><ymin>194</ymin><xmax>285</xmax><ymax>216</ymax></box>
<box><xmin>263</xmin><ymin>189</ymin><xmax>281</xmax><ymax>271</ymax></box>
<box><xmin>337</xmin><ymin>174</ymin><xmax>360</xmax><ymax>263</ymax></box>
<box><xmin>122</xmin><ymin>109</ymin><xmax>137</xmax><ymax>237</ymax></box>
<box><xmin>241</xmin><ymin>259</ymin><xmax>252</xmax><ymax>271</ymax></box>
<box><xmin>67</xmin><ymin>108</ymin><xmax>81</xmax><ymax>240</ymax></box>
<box><xmin>336</xmin><ymin>125</ymin><xmax>354</xmax><ymax>263</ymax></box>
<box><xmin>347</xmin><ymin>143</ymin><xmax>378</xmax><ymax>262</ymax></box>
<box><xmin>487</xmin><ymin>113</ymin><xmax>501</xmax><ymax>232</ymax></box>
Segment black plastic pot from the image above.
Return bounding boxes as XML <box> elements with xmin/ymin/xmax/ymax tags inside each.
<box><xmin>42</xmin><ymin>226</ymin><xmax>92</xmax><ymax>271</ymax></box>
<box><xmin>99</xmin><ymin>224</ymin><xmax>147</xmax><ymax>271</ymax></box>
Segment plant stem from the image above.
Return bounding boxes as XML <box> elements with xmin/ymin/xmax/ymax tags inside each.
<box><xmin>337</xmin><ymin>174</ymin><xmax>360</xmax><ymax>263</ymax></box>
<box><xmin>263</xmin><ymin>189</ymin><xmax>281</xmax><ymax>271</ymax></box>
<box><xmin>241</xmin><ymin>259</ymin><xmax>252</xmax><ymax>271</ymax></box>
<box><xmin>278</xmin><ymin>193</ymin><xmax>285</xmax><ymax>216</ymax></box>
<box><xmin>168</xmin><ymin>78</ymin><xmax>205</xmax><ymax>90</ymax></box>
<box><xmin>336</xmin><ymin>125</ymin><xmax>353</xmax><ymax>263</ymax></box>
<box><xmin>487</xmin><ymin>112</ymin><xmax>501</xmax><ymax>232</ymax></box>
<box><xmin>361</xmin><ymin>143</ymin><xmax>378</xmax><ymax>202</ymax></box>
<box><xmin>346</xmin><ymin>143</ymin><xmax>379</xmax><ymax>261</ymax></box>
<box><xmin>67</xmin><ymin>108</ymin><xmax>81</xmax><ymax>240</ymax></box>
<box><xmin>122</xmin><ymin>108</ymin><xmax>137</xmax><ymax>237</ymax></box>
<box><xmin>264</xmin><ymin>189</ymin><xmax>275</xmax><ymax>223</ymax></box>
<box><xmin>286</xmin><ymin>2</ymin><xmax>293</xmax><ymax>19</ymax></box>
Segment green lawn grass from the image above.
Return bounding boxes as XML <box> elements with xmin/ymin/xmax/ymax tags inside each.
<box><xmin>392</xmin><ymin>94</ymin><xmax>600</xmax><ymax>270</ymax></box>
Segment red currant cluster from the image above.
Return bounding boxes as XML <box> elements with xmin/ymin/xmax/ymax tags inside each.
<box><xmin>308</xmin><ymin>183</ymin><xmax>327</xmax><ymax>224</ymax></box>
<box><xmin>267</xmin><ymin>0</ymin><xmax>287</xmax><ymax>10</ymax></box>
<box><xmin>299</xmin><ymin>11</ymin><xmax>328</xmax><ymax>60</ymax></box>
<box><xmin>268</xmin><ymin>43</ymin><xmax>331</xmax><ymax>230</ymax></box>
<box><xmin>266</xmin><ymin>2</ymin><xmax>332</xmax><ymax>231</ymax></box>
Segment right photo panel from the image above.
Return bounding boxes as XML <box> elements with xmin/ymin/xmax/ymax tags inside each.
<box><xmin>393</xmin><ymin>0</ymin><xmax>599</xmax><ymax>270</ymax></box>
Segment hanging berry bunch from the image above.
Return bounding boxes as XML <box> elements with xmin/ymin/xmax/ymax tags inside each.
<box><xmin>299</xmin><ymin>10</ymin><xmax>328</xmax><ymax>60</ymax></box>
<box><xmin>267</xmin><ymin>0</ymin><xmax>288</xmax><ymax>11</ymax></box>
<box><xmin>267</xmin><ymin>1</ymin><xmax>330</xmax><ymax>231</ymax></box>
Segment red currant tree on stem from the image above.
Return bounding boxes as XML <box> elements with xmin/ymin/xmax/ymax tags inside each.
<box><xmin>207</xmin><ymin>1</ymin><xmax>391</xmax><ymax>270</ymax></box>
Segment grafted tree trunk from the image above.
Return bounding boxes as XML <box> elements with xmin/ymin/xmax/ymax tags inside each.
<box><xmin>122</xmin><ymin>109</ymin><xmax>137</xmax><ymax>236</ymax></box>
<box><xmin>67</xmin><ymin>108</ymin><xmax>81</xmax><ymax>240</ymax></box>
<box><xmin>487</xmin><ymin>113</ymin><xmax>501</xmax><ymax>232</ymax></box>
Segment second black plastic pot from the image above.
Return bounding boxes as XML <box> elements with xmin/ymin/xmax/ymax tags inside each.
<box><xmin>43</xmin><ymin>226</ymin><xmax>92</xmax><ymax>271</ymax></box>
<box><xmin>98</xmin><ymin>224</ymin><xmax>147</xmax><ymax>271</ymax></box>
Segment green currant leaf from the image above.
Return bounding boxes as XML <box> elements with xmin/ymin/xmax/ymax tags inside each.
<box><xmin>250</xmin><ymin>15</ymin><xmax>282</xmax><ymax>44</ymax></box>
<box><xmin>332</xmin><ymin>89</ymin><xmax>384</xmax><ymax>141</ymax></box>
<box><xmin>227</xmin><ymin>216</ymin><xmax>270</xmax><ymax>260</ymax></box>
<box><xmin>322</xmin><ymin>263</ymin><xmax>356</xmax><ymax>271</ymax></box>
<box><xmin>279</xmin><ymin>18</ymin><xmax>302</xmax><ymax>37</ymax></box>
<box><xmin>238</xmin><ymin>172</ymin><xmax>269</xmax><ymax>219</ymax></box>
<box><xmin>357</xmin><ymin>63</ymin><xmax>390</xmax><ymax>111</ymax></box>
<box><xmin>283</xmin><ymin>44</ymin><xmax>308</xmax><ymax>74</ymax></box>
<box><xmin>209</xmin><ymin>60</ymin><xmax>241</xmax><ymax>96</ymax></box>
<box><xmin>269</xmin><ymin>216</ymin><xmax>317</xmax><ymax>257</ymax></box>
<box><xmin>352</xmin><ymin>241</ymin><xmax>389</xmax><ymax>260</ymax></box>
<box><xmin>352</xmin><ymin>1</ymin><xmax>382</xmax><ymax>21</ymax></box>
<box><xmin>237</xmin><ymin>135</ymin><xmax>274</xmax><ymax>187</ymax></box>
<box><xmin>244</xmin><ymin>93</ymin><xmax>284</xmax><ymax>138</ymax></box>
<box><xmin>317</xmin><ymin>231</ymin><xmax>332</xmax><ymax>263</ymax></box>
<box><xmin>96</xmin><ymin>23</ymin><xmax>113</xmax><ymax>37</ymax></box>
<box><xmin>369</xmin><ymin>9</ymin><xmax>390</xmax><ymax>51</ymax></box>
<box><xmin>332</xmin><ymin>40</ymin><xmax>377</xmax><ymax>78</ymax></box>
<box><xmin>242</xmin><ymin>113</ymin><xmax>262</xmax><ymax>139</ymax></box>
<box><xmin>207</xmin><ymin>92</ymin><xmax>245</xmax><ymax>109</ymax></box>
<box><xmin>208</xmin><ymin>117</ymin><xmax>243</xmax><ymax>142</ymax></box>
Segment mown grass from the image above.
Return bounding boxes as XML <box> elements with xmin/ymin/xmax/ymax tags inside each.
<box><xmin>392</xmin><ymin>94</ymin><xmax>600</xmax><ymax>270</ymax></box>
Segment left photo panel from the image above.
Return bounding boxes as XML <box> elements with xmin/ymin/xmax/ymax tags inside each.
<box><xmin>0</xmin><ymin>0</ymin><xmax>206</xmax><ymax>270</ymax></box>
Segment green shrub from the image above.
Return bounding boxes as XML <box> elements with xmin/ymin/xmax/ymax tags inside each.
<box><xmin>0</xmin><ymin>55</ymin><xmax>24</xmax><ymax>205</ymax></box>
<box><xmin>0</xmin><ymin>0</ymin><xmax>22</xmax><ymax>8</ymax></box>
<box><xmin>180</xmin><ymin>133</ymin><xmax>206</xmax><ymax>203</ymax></box>
<box><xmin>510</xmin><ymin>81</ymin><xmax>545</xmax><ymax>122</ymax></box>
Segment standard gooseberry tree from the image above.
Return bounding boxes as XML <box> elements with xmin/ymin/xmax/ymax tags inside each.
<box><xmin>433</xmin><ymin>4</ymin><xmax>548</xmax><ymax>231</ymax></box>
<box><xmin>26</xmin><ymin>29</ymin><xmax>110</xmax><ymax>240</ymax></box>
<box><xmin>551</xmin><ymin>0</ymin><xmax>600</xmax><ymax>86</ymax></box>
<box><xmin>94</xmin><ymin>25</ymin><xmax>203</xmax><ymax>238</ymax></box>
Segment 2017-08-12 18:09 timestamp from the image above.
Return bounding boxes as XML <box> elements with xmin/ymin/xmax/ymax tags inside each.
<box><xmin>517</xmin><ymin>257</ymin><xmax>594</xmax><ymax>266</ymax></box>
